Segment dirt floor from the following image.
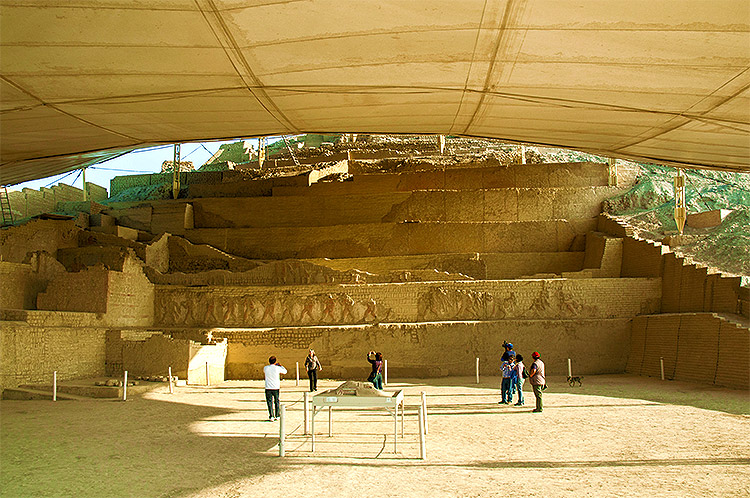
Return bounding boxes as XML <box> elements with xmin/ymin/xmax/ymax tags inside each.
<box><xmin>1</xmin><ymin>375</ymin><xmax>748</xmax><ymax>498</ymax></box>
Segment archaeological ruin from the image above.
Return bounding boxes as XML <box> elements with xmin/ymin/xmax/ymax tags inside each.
<box><xmin>1</xmin><ymin>135</ymin><xmax>747</xmax><ymax>398</ymax></box>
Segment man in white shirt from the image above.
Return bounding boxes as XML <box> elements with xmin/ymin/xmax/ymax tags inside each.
<box><xmin>263</xmin><ymin>356</ymin><xmax>287</xmax><ymax>421</ymax></box>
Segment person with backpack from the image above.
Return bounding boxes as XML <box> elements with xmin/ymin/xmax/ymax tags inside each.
<box><xmin>513</xmin><ymin>354</ymin><xmax>526</xmax><ymax>406</ymax></box>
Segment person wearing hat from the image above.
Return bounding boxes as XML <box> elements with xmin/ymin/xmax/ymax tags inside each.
<box><xmin>501</xmin><ymin>342</ymin><xmax>515</xmax><ymax>362</ymax></box>
<box><xmin>528</xmin><ymin>351</ymin><xmax>546</xmax><ymax>413</ymax></box>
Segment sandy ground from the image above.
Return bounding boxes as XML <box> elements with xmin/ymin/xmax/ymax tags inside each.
<box><xmin>1</xmin><ymin>374</ymin><xmax>748</xmax><ymax>498</ymax></box>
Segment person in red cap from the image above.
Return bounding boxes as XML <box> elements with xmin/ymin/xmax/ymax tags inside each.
<box><xmin>528</xmin><ymin>351</ymin><xmax>546</xmax><ymax>413</ymax></box>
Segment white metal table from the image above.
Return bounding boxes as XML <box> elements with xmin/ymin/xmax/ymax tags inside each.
<box><xmin>310</xmin><ymin>389</ymin><xmax>405</xmax><ymax>452</ymax></box>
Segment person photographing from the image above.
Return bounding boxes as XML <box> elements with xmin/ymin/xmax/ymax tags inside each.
<box><xmin>263</xmin><ymin>356</ymin><xmax>287</xmax><ymax>421</ymax></box>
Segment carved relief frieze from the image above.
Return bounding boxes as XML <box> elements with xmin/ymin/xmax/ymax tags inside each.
<box><xmin>155</xmin><ymin>289</ymin><xmax>393</xmax><ymax>327</ymax></box>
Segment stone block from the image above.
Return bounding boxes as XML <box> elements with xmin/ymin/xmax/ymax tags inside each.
<box><xmin>90</xmin><ymin>225</ymin><xmax>139</xmax><ymax>241</ymax></box>
<box><xmin>396</xmin><ymin>171</ymin><xmax>444</xmax><ymax>191</ymax></box>
<box><xmin>483</xmin><ymin>223</ymin><xmax>522</xmax><ymax>252</ymax></box>
<box><xmin>445</xmin><ymin>190</ymin><xmax>482</xmax><ymax>222</ymax></box>
<box><xmin>105</xmin><ymin>205</ymin><xmax>152</xmax><ymax>232</ymax></box>
<box><xmin>445</xmin><ymin>168</ymin><xmax>482</xmax><ymax>190</ymax></box>
<box><xmin>406</xmin><ymin>191</ymin><xmax>445</xmax><ymax>222</ymax></box>
<box><xmin>517</xmin><ymin>188</ymin><xmax>554</xmax><ymax>221</ymax></box>
<box><xmin>483</xmin><ymin>189</ymin><xmax>518</xmax><ymax>221</ymax></box>
<box><xmin>481</xmin><ymin>167</ymin><xmax>516</xmax><ymax>189</ymax></box>
<box><xmin>686</xmin><ymin>209</ymin><xmax>733</xmax><ymax>228</ymax></box>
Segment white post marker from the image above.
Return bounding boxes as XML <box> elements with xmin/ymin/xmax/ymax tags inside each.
<box><xmin>303</xmin><ymin>392</ymin><xmax>309</xmax><ymax>435</ymax></box>
<box><xmin>418</xmin><ymin>404</ymin><xmax>426</xmax><ymax>460</ymax></box>
<box><xmin>53</xmin><ymin>371</ymin><xmax>57</xmax><ymax>402</ymax></box>
<box><xmin>123</xmin><ymin>371</ymin><xmax>128</xmax><ymax>401</ymax></box>
<box><xmin>311</xmin><ymin>404</ymin><xmax>316</xmax><ymax>452</ymax></box>
<box><xmin>296</xmin><ymin>362</ymin><xmax>299</xmax><ymax>387</ymax></box>
<box><xmin>421</xmin><ymin>391</ymin><xmax>428</xmax><ymax>435</ymax></box>
<box><xmin>568</xmin><ymin>358</ymin><xmax>572</xmax><ymax>378</ymax></box>
<box><xmin>384</xmin><ymin>359</ymin><xmax>388</xmax><ymax>386</ymax></box>
<box><xmin>205</xmin><ymin>362</ymin><xmax>210</xmax><ymax>386</ymax></box>
<box><xmin>168</xmin><ymin>366</ymin><xmax>174</xmax><ymax>394</ymax></box>
<box><xmin>476</xmin><ymin>357</ymin><xmax>480</xmax><ymax>384</ymax></box>
<box><xmin>279</xmin><ymin>404</ymin><xmax>286</xmax><ymax>457</ymax></box>
<box><xmin>660</xmin><ymin>357</ymin><xmax>665</xmax><ymax>380</ymax></box>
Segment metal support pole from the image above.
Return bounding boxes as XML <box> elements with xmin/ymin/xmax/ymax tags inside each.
<box><xmin>81</xmin><ymin>167</ymin><xmax>87</xmax><ymax>201</ymax></box>
<box><xmin>476</xmin><ymin>357</ymin><xmax>480</xmax><ymax>384</ymax></box>
<box><xmin>384</xmin><ymin>359</ymin><xmax>388</xmax><ymax>386</ymax></box>
<box><xmin>279</xmin><ymin>405</ymin><xmax>286</xmax><ymax>457</ymax></box>
<box><xmin>168</xmin><ymin>366</ymin><xmax>174</xmax><ymax>394</ymax></box>
<box><xmin>205</xmin><ymin>362</ymin><xmax>210</xmax><ymax>386</ymax></box>
<box><xmin>123</xmin><ymin>371</ymin><xmax>128</xmax><ymax>401</ymax></box>
<box><xmin>674</xmin><ymin>169</ymin><xmax>687</xmax><ymax>234</ymax></box>
<box><xmin>303</xmin><ymin>392</ymin><xmax>309</xmax><ymax>435</ymax></box>
<box><xmin>258</xmin><ymin>137</ymin><xmax>266</xmax><ymax>168</ymax></box>
<box><xmin>607</xmin><ymin>157</ymin><xmax>618</xmax><ymax>186</ymax></box>
<box><xmin>328</xmin><ymin>406</ymin><xmax>332</xmax><ymax>437</ymax></box>
<box><xmin>296</xmin><ymin>362</ymin><xmax>299</xmax><ymax>387</ymax></box>
<box><xmin>418</xmin><ymin>404</ymin><xmax>426</xmax><ymax>460</ymax></box>
<box><xmin>568</xmin><ymin>358</ymin><xmax>572</xmax><ymax>378</ymax></box>
<box><xmin>520</xmin><ymin>145</ymin><xmax>526</xmax><ymax>164</ymax></box>
<box><xmin>53</xmin><ymin>371</ymin><xmax>57</xmax><ymax>402</ymax></box>
<box><xmin>660</xmin><ymin>357</ymin><xmax>665</xmax><ymax>380</ymax></box>
<box><xmin>172</xmin><ymin>143</ymin><xmax>181</xmax><ymax>200</ymax></box>
<box><xmin>421</xmin><ymin>391</ymin><xmax>428</xmax><ymax>435</ymax></box>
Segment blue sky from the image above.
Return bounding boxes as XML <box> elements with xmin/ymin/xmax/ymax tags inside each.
<box><xmin>8</xmin><ymin>138</ymin><xmax>269</xmax><ymax>195</ymax></box>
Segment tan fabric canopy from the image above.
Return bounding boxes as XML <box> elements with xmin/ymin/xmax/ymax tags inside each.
<box><xmin>1</xmin><ymin>0</ymin><xmax>749</xmax><ymax>185</ymax></box>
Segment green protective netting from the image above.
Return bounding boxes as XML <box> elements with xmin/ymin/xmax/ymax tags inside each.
<box><xmin>605</xmin><ymin>163</ymin><xmax>750</xmax><ymax>279</ymax></box>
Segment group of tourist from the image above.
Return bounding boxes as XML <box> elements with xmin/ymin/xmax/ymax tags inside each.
<box><xmin>262</xmin><ymin>344</ymin><xmax>546</xmax><ymax>421</ymax></box>
<box><xmin>500</xmin><ymin>342</ymin><xmax>546</xmax><ymax>412</ymax></box>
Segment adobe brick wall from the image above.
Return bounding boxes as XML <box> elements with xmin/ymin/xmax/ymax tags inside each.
<box><xmin>154</xmin><ymin>278</ymin><xmax>661</xmax><ymax>328</ymax></box>
<box><xmin>104</xmin><ymin>258</ymin><xmax>155</xmax><ymax>327</ymax></box>
<box><xmin>273</xmin><ymin>162</ymin><xmax>612</xmax><ymax>198</ymax></box>
<box><xmin>36</xmin><ymin>255</ymin><xmax>154</xmax><ymax>327</ymax></box>
<box><xmin>37</xmin><ymin>267</ymin><xmax>109</xmax><ymax>314</ymax></box>
<box><xmin>120</xmin><ymin>333</ymin><xmax>190</xmax><ymax>378</ymax></box>
<box><xmin>0</xmin><ymin>254</ymin><xmax>67</xmax><ymax>311</ymax></box>
<box><xmin>306</xmin><ymin>251</ymin><xmax>585</xmax><ymax>280</ymax></box>
<box><xmin>0</xmin><ymin>219</ymin><xmax>80</xmax><ymax>263</ymax></box>
<box><xmin>627</xmin><ymin>313</ymin><xmax>748</xmax><ymax>389</ymax></box>
<box><xmin>189</xmin><ymin>187</ymin><xmax>616</xmax><ymax>229</ymax></box>
<box><xmin>217</xmin><ymin>318</ymin><xmax>631</xmax><ymax>380</ymax></box>
<box><xmin>0</xmin><ymin>262</ymin><xmax>37</xmax><ymax>310</ymax></box>
<box><xmin>0</xmin><ymin>311</ymin><xmax>106</xmax><ymax>391</ymax></box>
<box><xmin>184</xmin><ymin>219</ymin><xmax>597</xmax><ymax>260</ymax></box>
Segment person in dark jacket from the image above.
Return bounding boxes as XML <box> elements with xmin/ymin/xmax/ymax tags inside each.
<box><xmin>367</xmin><ymin>351</ymin><xmax>384</xmax><ymax>389</ymax></box>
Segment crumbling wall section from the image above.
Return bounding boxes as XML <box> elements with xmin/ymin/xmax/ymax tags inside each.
<box><xmin>0</xmin><ymin>219</ymin><xmax>80</xmax><ymax>263</ymax></box>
